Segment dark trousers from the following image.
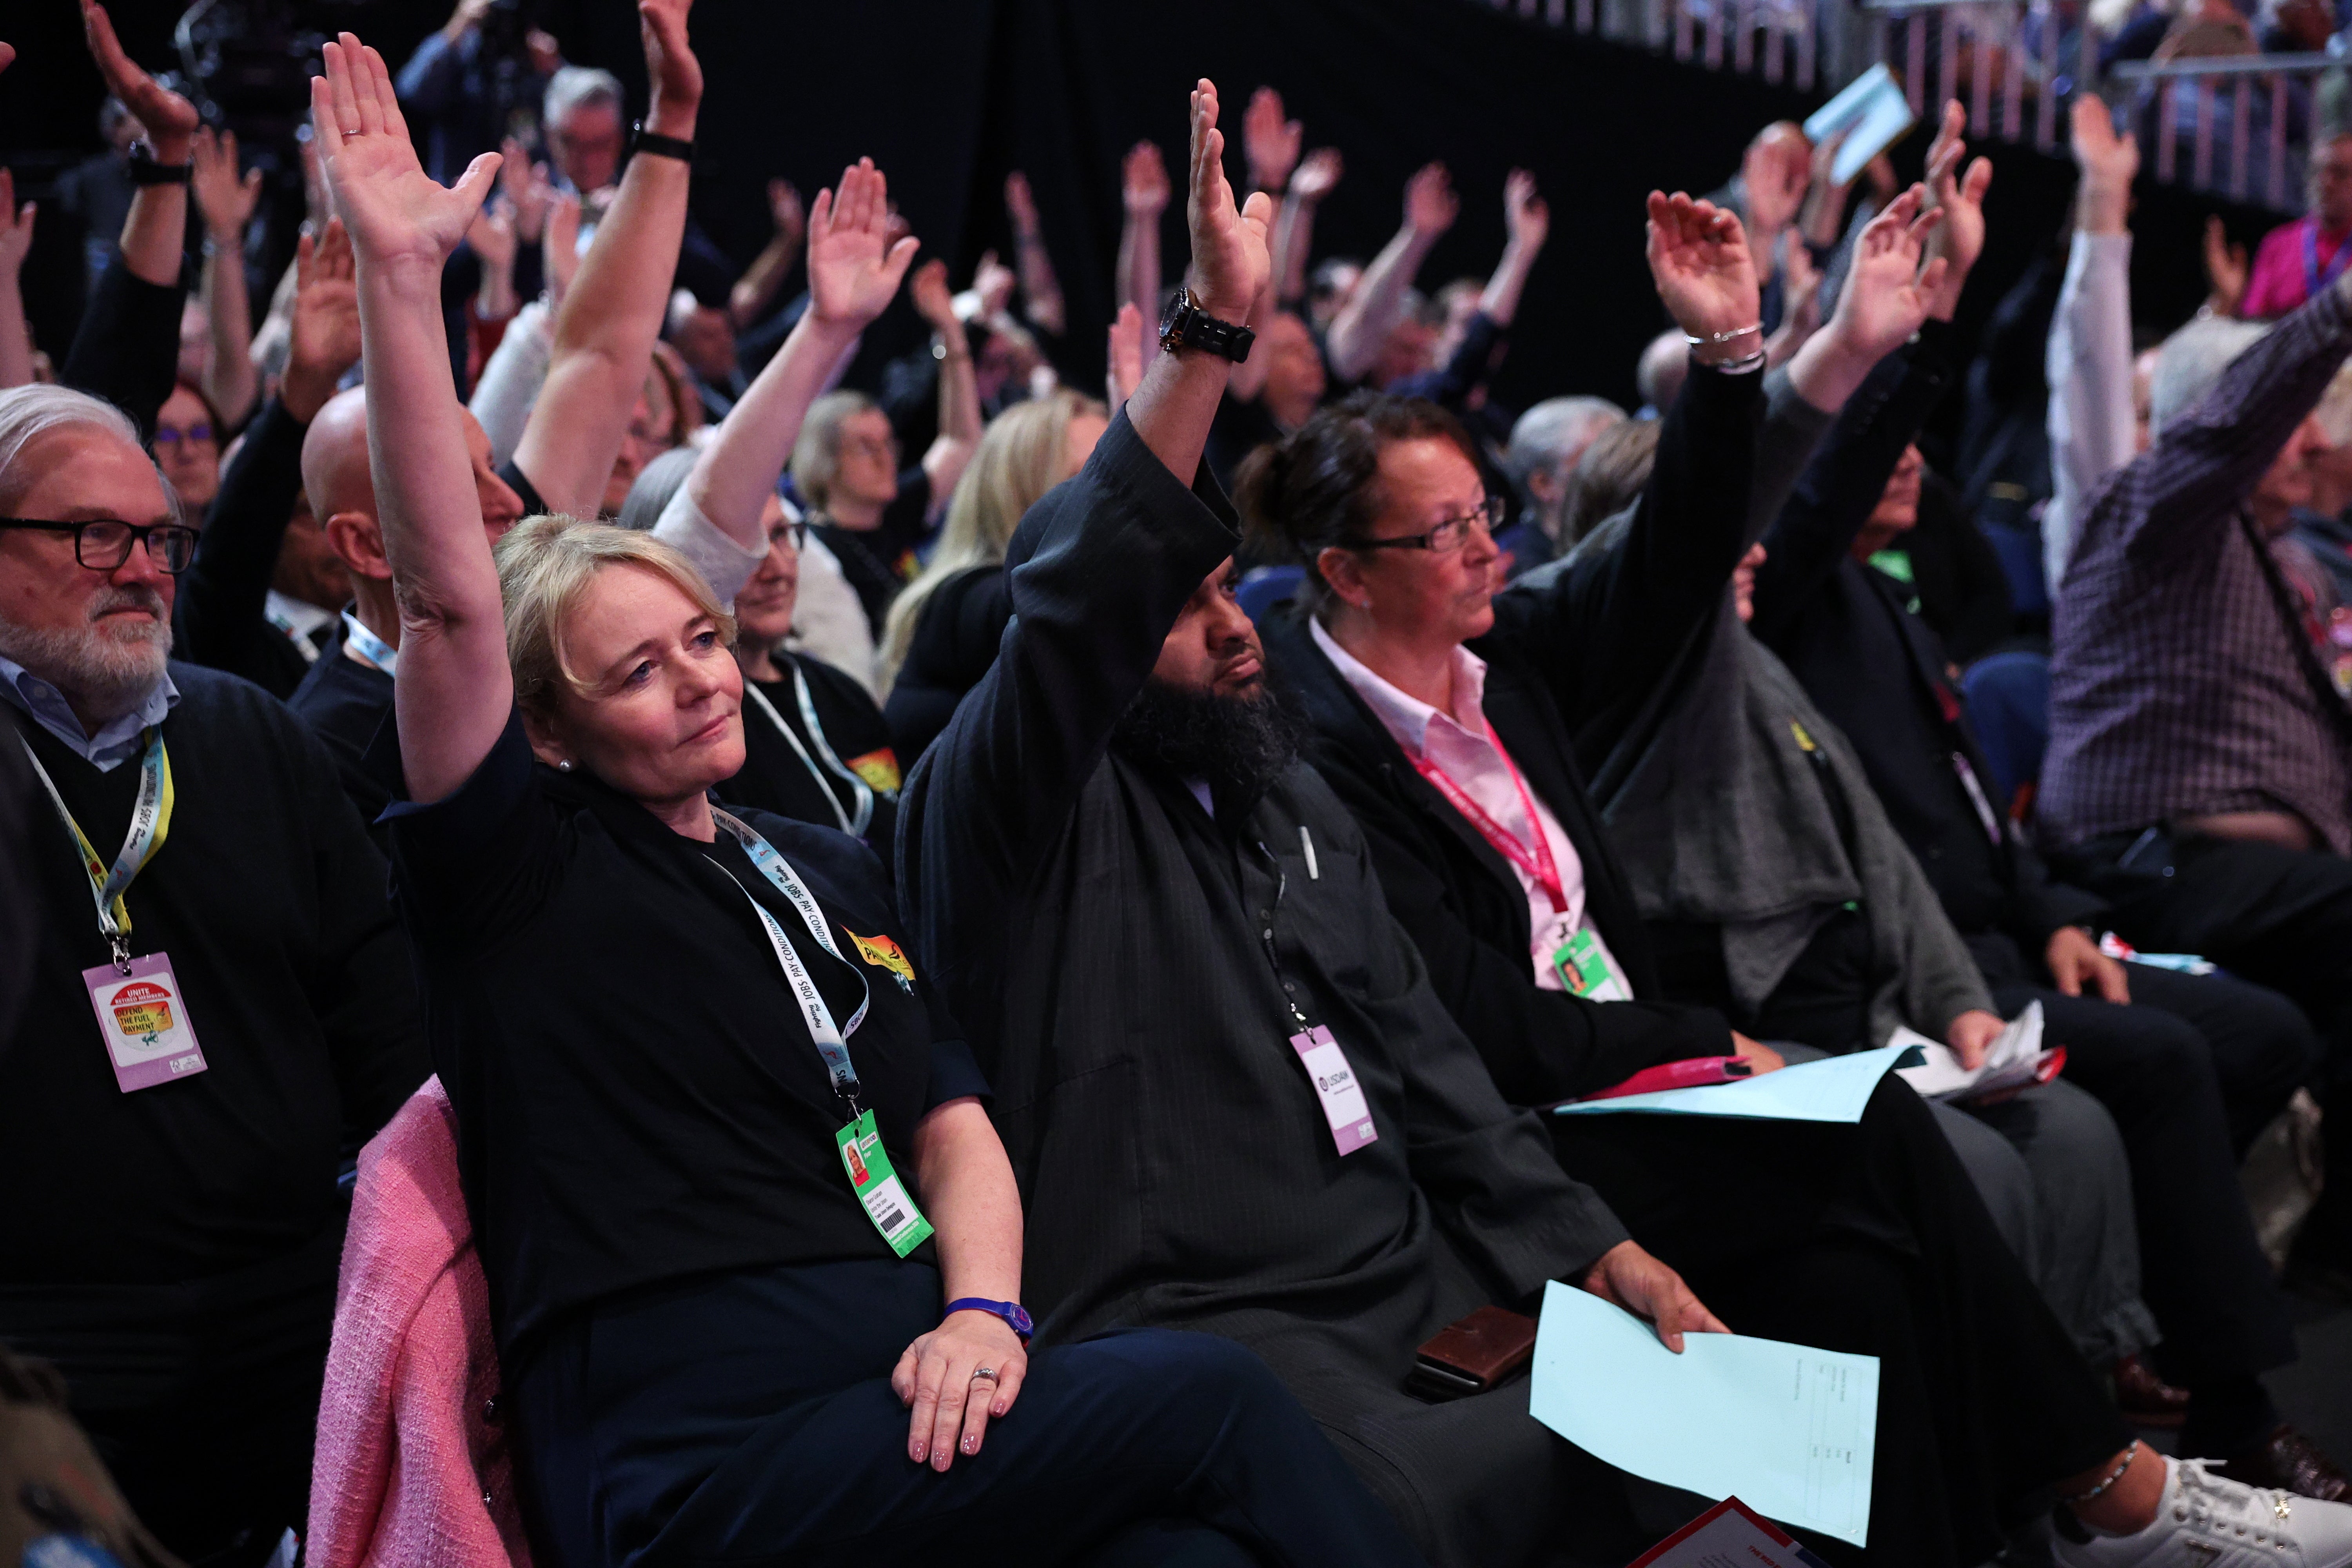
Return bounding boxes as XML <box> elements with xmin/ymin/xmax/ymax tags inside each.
<box><xmin>2051</xmin><ymin>831</ymin><xmax>2352</xmax><ymax>1251</ymax></box>
<box><xmin>506</xmin><ymin>1259</ymin><xmax>1427</xmax><ymax>1568</ymax></box>
<box><xmin>1554</xmin><ymin>1075</ymin><xmax>2129</xmax><ymax>1568</ymax></box>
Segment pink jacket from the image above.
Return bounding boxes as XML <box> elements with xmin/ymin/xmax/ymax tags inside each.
<box><xmin>309</xmin><ymin>1078</ymin><xmax>532</xmax><ymax>1568</ymax></box>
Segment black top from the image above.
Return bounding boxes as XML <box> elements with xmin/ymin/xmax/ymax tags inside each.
<box><xmin>716</xmin><ymin>653</ymin><xmax>901</xmax><ymax>879</ymax></box>
<box><xmin>61</xmin><ymin>254</ymin><xmax>185</xmax><ymax>443</ymax></box>
<box><xmin>814</xmin><ymin>469</ymin><xmax>933</xmax><ymax>639</ymax></box>
<box><xmin>497</xmin><ymin>457</ymin><xmax>550</xmax><ymax>521</ymax></box>
<box><xmin>1205</xmin><ymin>392</ymin><xmax>1285</xmax><ymax>498</ymax></box>
<box><xmin>882</xmin><ymin>564</ymin><xmax>1012</xmax><ymax>768</ymax></box>
<box><xmin>288</xmin><ymin>632</ymin><xmax>397</xmax><ymax>839</ymax></box>
<box><xmin>384</xmin><ymin>715</ymin><xmax>984</xmax><ymax>1358</ymax></box>
<box><xmin>0</xmin><ymin>665</ymin><xmax>425</xmax><ymax>1294</ymax></box>
<box><xmin>175</xmin><ymin>398</ymin><xmax>319</xmax><ymax>701</ymax></box>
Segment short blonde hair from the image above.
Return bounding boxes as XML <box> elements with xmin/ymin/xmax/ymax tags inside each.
<box><xmin>493</xmin><ymin>513</ymin><xmax>735</xmax><ymax>713</ymax></box>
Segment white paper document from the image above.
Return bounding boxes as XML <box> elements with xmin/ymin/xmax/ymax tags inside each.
<box><xmin>1528</xmin><ymin>1281</ymin><xmax>1878</xmax><ymax>1548</ymax></box>
<box><xmin>1890</xmin><ymin>1000</ymin><xmax>2053</xmax><ymax>1102</ymax></box>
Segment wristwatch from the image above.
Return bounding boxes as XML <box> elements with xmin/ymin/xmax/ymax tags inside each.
<box><xmin>127</xmin><ymin>141</ymin><xmax>192</xmax><ymax>186</ymax></box>
<box><xmin>626</xmin><ymin>121</ymin><xmax>695</xmax><ymax>164</ymax></box>
<box><xmin>1158</xmin><ymin>287</ymin><xmax>1255</xmax><ymax>363</ymax></box>
<box><xmin>944</xmin><ymin>1296</ymin><xmax>1034</xmax><ymax>1341</ymax></box>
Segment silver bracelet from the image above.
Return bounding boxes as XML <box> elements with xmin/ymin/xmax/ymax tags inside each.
<box><xmin>2063</xmin><ymin>1442</ymin><xmax>2138</xmax><ymax>1505</ymax></box>
<box><xmin>1695</xmin><ymin>348</ymin><xmax>1767</xmax><ymax>374</ymax></box>
<box><xmin>1682</xmin><ymin>322</ymin><xmax>1763</xmax><ymax>346</ymax></box>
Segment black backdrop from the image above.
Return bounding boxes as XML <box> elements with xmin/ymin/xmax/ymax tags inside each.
<box><xmin>0</xmin><ymin>0</ymin><xmax>2291</xmax><ymax>422</ymax></box>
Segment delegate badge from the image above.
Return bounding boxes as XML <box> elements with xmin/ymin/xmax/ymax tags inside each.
<box><xmin>845</xmin><ymin>747</ymin><xmax>902</xmax><ymax>795</ymax></box>
<box><xmin>835</xmin><ymin>1109</ymin><xmax>934</xmax><ymax>1257</ymax></box>
<box><xmin>82</xmin><ymin>952</ymin><xmax>209</xmax><ymax>1093</ymax></box>
<box><xmin>846</xmin><ymin>929</ymin><xmax>916</xmax><ymax>993</ymax></box>
<box><xmin>1552</xmin><ymin>926</ymin><xmax>1631</xmax><ymax>1002</ymax></box>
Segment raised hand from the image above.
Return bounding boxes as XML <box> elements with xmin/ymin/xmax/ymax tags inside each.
<box><xmin>0</xmin><ymin>168</ymin><xmax>35</xmax><ymax>280</ymax></box>
<box><xmin>191</xmin><ymin>126</ymin><xmax>263</xmax><ymax>242</ymax></box>
<box><xmin>805</xmin><ymin>158</ymin><xmax>920</xmax><ymax>332</ymax></box>
<box><xmin>1741</xmin><ymin>122</ymin><xmax>1811</xmax><ymax>238</ymax></box>
<box><xmin>768</xmin><ymin>176</ymin><xmax>804</xmax><ymax>240</ymax></box>
<box><xmin>1183</xmin><ymin>79</ymin><xmax>1274</xmax><ymax>324</ymax></box>
<box><xmin>2203</xmin><ymin>216</ymin><xmax>2248</xmax><ymax>316</ymax></box>
<box><xmin>1920</xmin><ymin>100</ymin><xmax>1992</xmax><ymax>320</ymax></box>
<box><xmin>282</xmin><ymin>217</ymin><xmax>363</xmax><ymax>420</ymax></box>
<box><xmin>1004</xmin><ymin>171</ymin><xmax>1040</xmax><ymax>235</ymax></box>
<box><xmin>1504</xmin><ymin>168</ymin><xmax>1549</xmax><ymax>254</ymax></box>
<box><xmin>1824</xmin><ymin>185</ymin><xmax>1946</xmax><ymax>363</ymax></box>
<box><xmin>81</xmin><ymin>2</ymin><xmax>200</xmax><ymax>160</ymax></box>
<box><xmin>972</xmin><ymin>249</ymin><xmax>1016</xmax><ymax>319</ymax></box>
<box><xmin>1404</xmin><ymin>162</ymin><xmax>1458</xmax><ymax>241</ymax></box>
<box><xmin>1644</xmin><ymin>191</ymin><xmax>1761</xmax><ymax>356</ymax></box>
<box><xmin>498</xmin><ymin>136</ymin><xmax>552</xmax><ymax>241</ymax></box>
<box><xmin>543</xmin><ymin>191</ymin><xmax>581</xmax><ymax>303</ymax></box>
<box><xmin>1243</xmin><ymin>85</ymin><xmax>1303</xmax><ymax>193</ymax></box>
<box><xmin>1124</xmin><ymin>141</ymin><xmax>1171</xmax><ymax>218</ymax></box>
<box><xmin>2070</xmin><ymin>98</ymin><xmax>2136</xmax><ymax>236</ymax></box>
<box><xmin>466</xmin><ymin>194</ymin><xmax>519</xmax><ymax>273</ymax></box>
<box><xmin>637</xmin><ymin>0</ymin><xmax>702</xmax><ymax>129</ymax></box>
<box><xmin>1292</xmin><ymin>146</ymin><xmax>1343</xmax><ymax>205</ymax></box>
<box><xmin>907</xmin><ymin>256</ymin><xmax>956</xmax><ymax>330</ymax></box>
<box><xmin>1106</xmin><ymin>301</ymin><xmax>1144</xmax><ymax>416</ymax></box>
<box><xmin>312</xmin><ymin>34</ymin><xmax>501</xmax><ymax>276</ymax></box>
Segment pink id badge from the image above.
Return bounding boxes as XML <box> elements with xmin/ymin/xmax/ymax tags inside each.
<box><xmin>82</xmin><ymin>953</ymin><xmax>209</xmax><ymax>1093</ymax></box>
<box><xmin>1290</xmin><ymin>1025</ymin><xmax>1378</xmax><ymax>1155</ymax></box>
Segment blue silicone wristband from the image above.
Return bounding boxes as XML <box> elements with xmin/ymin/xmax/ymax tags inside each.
<box><xmin>944</xmin><ymin>1296</ymin><xmax>1033</xmax><ymax>1341</ymax></box>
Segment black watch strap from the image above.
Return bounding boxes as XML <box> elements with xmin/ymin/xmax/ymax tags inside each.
<box><xmin>628</xmin><ymin>122</ymin><xmax>695</xmax><ymax>163</ymax></box>
<box><xmin>127</xmin><ymin>143</ymin><xmax>192</xmax><ymax>186</ymax></box>
<box><xmin>1159</xmin><ymin>289</ymin><xmax>1256</xmax><ymax>363</ymax></box>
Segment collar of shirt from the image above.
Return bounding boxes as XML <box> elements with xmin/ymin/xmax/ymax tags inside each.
<box><xmin>1308</xmin><ymin>614</ymin><xmax>1491</xmax><ymax>758</ymax></box>
<box><xmin>0</xmin><ymin>649</ymin><xmax>177</xmax><ymax>771</ymax></box>
<box><xmin>265</xmin><ymin>591</ymin><xmax>338</xmax><ymax>647</ymax></box>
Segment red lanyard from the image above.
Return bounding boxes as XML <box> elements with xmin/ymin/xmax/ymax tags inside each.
<box><xmin>1412</xmin><ymin>729</ymin><xmax>1566</xmax><ymax>913</ymax></box>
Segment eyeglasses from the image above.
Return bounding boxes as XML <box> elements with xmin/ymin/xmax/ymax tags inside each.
<box><xmin>0</xmin><ymin>517</ymin><xmax>200</xmax><ymax>573</ymax></box>
<box><xmin>1345</xmin><ymin>497</ymin><xmax>1503</xmax><ymax>555</ymax></box>
<box><xmin>768</xmin><ymin>520</ymin><xmax>809</xmax><ymax>552</ymax></box>
<box><xmin>152</xmin><ymin>423</ymin><xmax>215</xmax><ymax>449</ymax></box>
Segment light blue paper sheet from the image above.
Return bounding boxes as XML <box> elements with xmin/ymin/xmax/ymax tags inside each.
<box><xmin>1528</xmin><ymin>1281</ymin><xmax>1879</xmax><ymax>1548</ymax></box>
<box><xmin>1554</xmin><ymin>1043</ymin><xmax>1915</xmax><ymax>1123</ymax></box>
<box><xmin>1802</xmin><ymin>63</ymin><xmax>1920</xmax><ymax>183</ymax></box>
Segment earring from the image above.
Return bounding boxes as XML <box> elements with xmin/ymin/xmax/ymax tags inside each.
<box><xmin>556</xmin><ymin>759</ymin><xmax>573</xmax><ymax>773</ymax></box>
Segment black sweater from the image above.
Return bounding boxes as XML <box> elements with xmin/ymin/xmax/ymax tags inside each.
<box><xmin>175</xmin><ymin>398</ymin><xmax>319</xmax><ymax>700</ymax></box>
<box><xmin>717</xmin><ymin>653</ymin><xmax>900</xmax><ymax>878</ymax></box>
<box><xmin>882</xmin><ymin>565</ymin><xmax>1012</xmax><ymax>768</ymax></box>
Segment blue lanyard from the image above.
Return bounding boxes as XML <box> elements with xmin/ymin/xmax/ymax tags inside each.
<box><xmin>341</xmin><ymin>611</ymin><xmax>399</xmax><ymax>675</ymax></box>
<box><xmin>2305</xmin><ymin>219</ymin><xmax>2352</xmax><ymax>301</ymax></box>
<box><xmin>708</xmin><ymin>807</ymin><xmax>872</xmax><ymax>1107</ymax></box>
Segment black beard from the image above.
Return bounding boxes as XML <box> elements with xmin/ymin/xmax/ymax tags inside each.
<box><xmin>1111</xmin><ymin>676</ymin><xmax>1303</xmax><ymax>811</ymax></box>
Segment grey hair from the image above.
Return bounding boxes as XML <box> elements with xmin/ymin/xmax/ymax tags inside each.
<box><xmin>0</xmin><ymin>384</ymin><xmax>149</xmax><ymax>512</ymax></box>
<box><xmin>2150</xmin><ymin>316</ymin><xmax>2271</xmax><ymax>436</ymax></box>
<box><xmin>543</xmin><ymin>65</ymin><xmax>624</xmax><ymax>131</ymax></box>
<box><xmin>1505</xmin><ymin>396</ymin><xmax>1628</xmax><ymax>487</ymax></box>
<box><xmin>616</xmin><ymin>444</ymin><xmax>701</xmax><ymax>534</ymax></box>
<box><xmin>791</xmin><ymin>390</ymin><xmax>881</xmax><ymax>515</ymax></box>
<box><xmin>1635</xmin><ymin>328</ymin><xmax>1689</xmax><ymax>414</ymax></box>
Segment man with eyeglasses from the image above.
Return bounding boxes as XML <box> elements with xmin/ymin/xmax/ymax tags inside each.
<box><xmin>0</xmin><ymin>383</ymin><xmax>427</xmax><ymax>1567</ymax></box>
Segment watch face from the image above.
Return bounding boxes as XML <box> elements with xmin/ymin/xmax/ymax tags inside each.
<box><xmin>1009</xmin><ymin>1303</ymin><xmax>1035</xmax><ymax>1336</ymax></box>
<box><xmin>1159</xmin><ymin>289</ymin><xmax>1189</xmax><ymax>340</ymax></box>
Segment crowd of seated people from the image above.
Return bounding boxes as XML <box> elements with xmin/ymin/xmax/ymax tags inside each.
<box><xmin>7</xmin><ymin>2</ymin><xmax>2352</xmax><ymax>1564</ymax></box>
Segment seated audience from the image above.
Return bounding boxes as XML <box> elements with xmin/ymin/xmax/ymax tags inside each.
<box><xmin>1387</xmin><ymin>169</ymin><xmax>1550</xmax><ymax>443</ymax></box>
<box><xmin>2239</xmin><ymin>127</ymin><xmax>2352</xmax><ymax>319</ymax></box>
<box><xmin>0</xmin><ymin>381</ymin><xmax>426</xmax><ymax>1565</ymax></box>
<box><xmin>1325</xmin><ymin>162</ymin><xmax>1457</xmax><ymax>390</ymax></box>
<box><xmin>880</xmin><ymin>389</ymin><xmax>1108</xmax><ymax>764</ymax></box>
<box><xmin>796</xmin><ymin>361</ymin><xmax>974</xmax><ymax>642</ymax></box>
<box><xmin>316</xmin><ymin>46</ymin><xmax>1421</xmax><ymax>1563</ymax></box>
<box><xmin>1500</xmin><ymin>395</ymin><xmax>1625</xmax><ymax>567</ymax></box>
<box><xmin>1205</xmin><ymin>310</ymin><xmax>1326</xmax><ymax>492</ymax></box>
<box><xmin>2039</xmin><ymin>250</ymin><xmax>2352</xmax><ymax>1285</ymax></box>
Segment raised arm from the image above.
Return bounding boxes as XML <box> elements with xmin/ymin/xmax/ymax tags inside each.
<box><xmin>1327</xmin><ymin>162</ymin><xmax>1455</xmax><ymax>385</ymax></box>
<box><xmin>313</xmin><ymin>35</ymin><xmax>508</xmax><ymax>802</ymax></box>
<box><xmin>675</xmin><ymin>159</ymin><xmax>916</xmax><ymax>563</ymax></box>
<box><xmin>2044</xmin><ymin>98</ymin><xmax>2138</xmax><ymax>593</ymax></box>
<box><xmin>85</xmin><ymin>2</ymin><xmax>195</xmax><ymax>290</ymax></box>
<box><xmin>1271</xmin><ymin>147</ymin><xmax>1341</xmax><ymax>308</ymax></box>
<box><xmin>507</xmin><ymin>0</ymin><xmax>701</xmax><ymax>518</ymax></box>
<box><xmin>1117</xmin><ymin>141</ymin><xmax>1169</xmax><ymax>350</ymax></box>
<box><xmin>0</xmin><ymin>160</ymin><xmax>32</xmax><ymax>393</ymax></box>
<box><xmin>1480</xmin><ymin>170</ymin><xmax>1550</xmax><ymax>329</ymax></box>
<box><xmin>1002</xmin><ymin>172</ymin><xmax>1065</xmax><ymax>338</ymax></box>
<box><xmin>728</xmin><ymin>178</ymin><xmax>805</xmax><ymax>330</ymax></box>
<box><xmin>912</xmin><ymin>256</ymin><xmax>982</xmax><ymax>502</ymax></box>
<box><xmin>190</xmin><ymin>126</ymin><xmax>263</xmax><ymax>427</ymax></box>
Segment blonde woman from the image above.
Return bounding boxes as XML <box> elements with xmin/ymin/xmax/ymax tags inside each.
<box><xmin>315</xmin><ymin>36</ymin><xmax>1418</xmax><ymax>1567</ymax></box>
<box><xmin>879</xmin><ymin>390</ymin><xmax>1106</xmax><ymax>762</ymax></box>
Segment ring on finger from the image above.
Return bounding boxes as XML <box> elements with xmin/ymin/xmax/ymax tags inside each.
<box><xmin>969</xmin><ymin>1367</ymin><xmax>998</xmax><ymax>1383</ymax></box>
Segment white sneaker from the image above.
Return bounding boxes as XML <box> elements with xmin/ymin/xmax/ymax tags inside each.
<box><xmin>2053</xmin><ymin>1455</ymin><xmax>2352</xmax><ymax>1566</ymax></box>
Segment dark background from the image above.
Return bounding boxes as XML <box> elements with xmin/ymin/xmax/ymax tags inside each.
<box><xmin>0</xmin><ymin>0</ymin><xmax>2293</xmax><ymax>422</ymax></box>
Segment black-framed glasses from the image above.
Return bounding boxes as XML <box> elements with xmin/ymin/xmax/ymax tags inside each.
<box><xmin>0</xmin><ymin>518</ymin><xmax>200</xmax><ymax>574</ymax></box>
<box><xmin>1344</xmin><ymin>496</ymin><xmax>1503</xmax><ymax>555</ymax></box>
<box><xmin>768</xmin><ymin>519</ymin><xmax>809</xmax><ymax>552</ymax></box>
<box><xmin>152</xmin><ymin>423</ymin><xmax>215</xmax><ymax>449</ymax></box>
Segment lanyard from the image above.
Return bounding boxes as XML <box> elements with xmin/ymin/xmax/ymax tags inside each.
<box><xmin>744</xmin><ymin>661</ymin><xmax>875</xmax><ymax>838</ymax></box>
<box><xmin>341</xmin><ymin>610</ymin><xmax>399</xmax><ymax>675</ymax></box>
<box><xmin>1411</xmin><ymin>731</ymin><xmax>1565</xmax><ymax>914</ymax></box>
<box><xmin>266</xmin><ymin>606</ymin><xmax>324</xmax><ymax>664</ymax></box>
<box><xmin>708</xmin><ymin>806</ymin><xmax>872</xmax><ymax>1110</ymax></box>
<box><xmin>22</xmin><ymin>730</ymin><xmax>174</xmax><ymax>972</ymax></box>
<box><xmin>2306</xmin><ymin>218</ymin><xmax>2352</xmax><ymax>301</ymax></box>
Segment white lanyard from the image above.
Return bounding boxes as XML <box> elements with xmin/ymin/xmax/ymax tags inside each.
<box><xmin>22</xmin><ymin>731</ymin><xmax>171</xmax><ymax>969</ymax></box>
<box><xmin>266</xmin><ymin>604</ymin><xmax>324</xmax><ymax>664</ymax></box>
<box><xmin>745</xmin><ymin>660</ymin><xmax>875</xmax><ymax>837</ymax></box>
<box><xmin>708</xmin><ymin>806</ymin><xmax>872</xmax><ymax>1107</ymax></box>
<box><xmin>341</xmin><ymin>610</ymin><xmax>399</xmax><ymax>675</ymax></box>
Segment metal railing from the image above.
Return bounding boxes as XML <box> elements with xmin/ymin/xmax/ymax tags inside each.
<box><xmin>1490</xmin><ymin>0</ymin><xmax>2347</xmax><ymax>211</ymax></box>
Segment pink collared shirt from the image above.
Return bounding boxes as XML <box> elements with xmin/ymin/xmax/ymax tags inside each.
<box><xmin>1312</xmin><ymin>618</ymin><xmax>1605</xmax><ymax>993</ymax></box>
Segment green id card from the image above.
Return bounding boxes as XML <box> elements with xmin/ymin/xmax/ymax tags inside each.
<box><xmin>835</xmin><ymin>1110</ymin><xmax>935</xmax><ymax>1257</ymax></box>
<box><xmin>1552</xmin><ymin>927</ymin><xmax>1629</xmax><ymax>1002</ymax></box>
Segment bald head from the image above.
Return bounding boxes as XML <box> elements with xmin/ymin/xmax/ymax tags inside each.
<box><xmin>301</xmin><ymin>386</ymin><xmax>377</xmax><ymax>530</ymax></box>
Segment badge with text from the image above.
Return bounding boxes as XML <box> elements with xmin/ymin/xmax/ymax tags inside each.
<box><xmin>846</xmin><ymin>929</ymin><xmax>916</xmax><ymax>993</ymax></box>
<box><xmin>1552</xmin><ymin>925</ymin><xmax>1631</xmax><ymax>1002</ymax></box>
<box><xmin>835</xmin><ymin>1109</ymin><xmax>934</xmax><ymax>1256</ymax></box>
<box><xmin>1290</xmin><ymin>1025</ymin><xmax>1378</xmax><ymax>1155</ymax></box>
<box><xmin>82</xmin><ymin>953</ymin><xmax>209</xmax><ymax>1093</ymax></box>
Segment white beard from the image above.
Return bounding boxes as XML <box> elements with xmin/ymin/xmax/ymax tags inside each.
<box><xmin>0</xmin><ymin>586</ymin><xmax>173</xmax><ymax>730</ymax></box>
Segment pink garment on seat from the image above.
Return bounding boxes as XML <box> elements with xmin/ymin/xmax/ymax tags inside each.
<box><xmin>309</xmin><ymin>1077</ymin><xmax>531</xmax><ymax>1568</ymax></box>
